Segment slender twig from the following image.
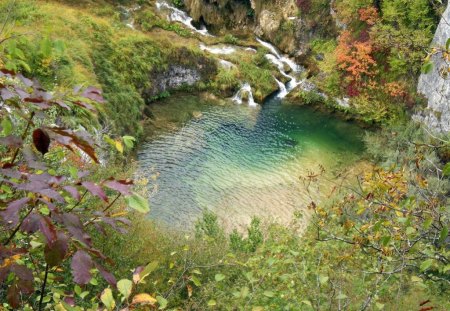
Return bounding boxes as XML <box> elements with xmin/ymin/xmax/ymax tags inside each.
<box><xmin>83</xmin><ymin>193</ymin><xmax>122</xmax><ymax>227</ymax></box>
<box><xmin>67</xmin><ymin>189</ymin><xmax>88</xmax><ymax>212</ymax></box>
<box><xmin>38</xmin><ymin>263</ymin><xmax>49</xmax><ymax>311</ymax></box>
<box><xmin>10</xmin><ymin>111</ymin><xmax>35</xmax><ymax>166</ymax></box>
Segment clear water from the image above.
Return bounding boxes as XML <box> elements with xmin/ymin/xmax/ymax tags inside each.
<box><xmin>138</xmin><ymin>96</ymin><xmax>365</xmax><ymax>230</ymax></box>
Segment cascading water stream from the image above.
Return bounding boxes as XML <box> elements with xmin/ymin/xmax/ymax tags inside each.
<box><xmin>232</xmin><ymin>83</ymin><xmax>257</xmax><ymax>107</ymax></box>
<box><xmin>200</xmin><ymin>44</ymin><xmax>236</xmax><ymax>55</ymax></box>
<box><xmin>274</xmin><ymin>78</ymin><xmax>288</xmax><ymax>99</ymax></box>
<box><xmin>156</xmin><ymin>1</ymin><xmax>211</xmax><ymax>36</ymax></box>
<box><xmin>256</xmin><ymin>38</ymin><xmax>303</xmax><ymax>99</ymax></box>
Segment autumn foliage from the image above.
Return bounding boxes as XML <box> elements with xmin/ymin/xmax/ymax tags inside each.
<box><xmin>336</xmin><ymin>30</ymin><xmax>377</xmax><ymax>96</ymax></box>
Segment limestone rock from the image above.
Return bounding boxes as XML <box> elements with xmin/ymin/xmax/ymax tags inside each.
<box><xmin>415</xmin><ymin>4</ymin><xmax>450</xmax><ymax>132</ymax></box>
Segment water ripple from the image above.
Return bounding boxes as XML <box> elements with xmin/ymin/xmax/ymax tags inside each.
<box><xmin>138</xmin><ymin>100</ymin><xmax>364</xmax><ymax>230</ymax></box>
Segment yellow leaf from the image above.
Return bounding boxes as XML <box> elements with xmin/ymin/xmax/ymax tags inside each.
<box><xmin>115</xmin><ymin>140</ymin><xmax>124</xmax><ymax>153</ymax></box>
<box><xmin>0</xmin><ymin>254</ymin><xmax>21</xmax><ymax>268</ymax></box>
<box><xmin>132</xmin><ymin>293</ymin><xmax>157</xmax><ymax>306</ymax></box>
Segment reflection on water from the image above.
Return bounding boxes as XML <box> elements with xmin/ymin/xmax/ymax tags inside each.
<box><xmin>138</xmin><ymin>96</ymin><xmax>365</xmax><ymax>231</ymax></box>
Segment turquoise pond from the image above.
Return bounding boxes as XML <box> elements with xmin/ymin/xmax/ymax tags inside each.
<box><xmin>138</xmin><ymin>96</ymin><xmax>366</xmax><ymax>230</ymax></box>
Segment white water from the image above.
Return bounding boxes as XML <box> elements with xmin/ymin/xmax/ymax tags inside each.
<box><xmin>156</xmin><ymin>1</ymin><xmax>210</xmax><ymax>36</ymax></box>
<box><xmin>256</xmin><ymin>37</ymin><xmax>281</xmax><ymax>58</ymax></box>
<box><xmin>274</xmin><ymin>77</ymin><xmax>288</xmax><ymax>98</ymax></box>
<box><xmin>256</xmin><ymin>38</ymin><xmax>303</xmax><ymax>97</ymax></box>
<box><xmin>200</xmin><ymin>44</ymin><xmax>236</xmax><ymax>55</ymax></box>
<box><xmin>232</xmin><ymin>83</ymin><xmax>257</xmax><ymax>107</ymax></box>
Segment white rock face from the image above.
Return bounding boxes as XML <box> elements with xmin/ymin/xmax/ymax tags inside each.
<box><xmin>415</xmin><ymin>4</ymin><xmax>450</xmax><ymax>133</ymax></box>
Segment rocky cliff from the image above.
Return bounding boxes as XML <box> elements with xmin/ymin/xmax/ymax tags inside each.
<box><xmin>184</xmin><ymin>0</ymin><xmax>335</xmax><ymax>63</ymax></box>
<box><xmin>416</xmin><ymin>4</ymin><xmax>450</xmax><ymax>133</ymax></box>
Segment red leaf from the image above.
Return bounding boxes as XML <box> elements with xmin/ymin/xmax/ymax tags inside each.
<box><xmin>82</xmin><ymin>86</ymin><xmax>105</xmax><ymax>103</ymax></box>
<box><xmin>46</xmin><ymin>127</ymin><xmax>99</xmax><ymax>163</ymax></box>
<box><xmin>10</xmin><ymin>264</ymin><xmax>34</xmax><ymax>281</ymax></box>
<box><xmin>1</xmin><ymin>88</ymin><xmax>14</xmax><ymax>100</ymax></box>
<box><xmin>7</xmin><ymin>283</ymin><xmax>20</xmax><ymax>309</ymax></box>
<box><xmin>95</xmin><ymin>262</ymin><xmax>117</xmax><ymax>287</ymax></box>
<box><xmin>21</xmin><ymin>212</ymin><xmax>41</xmax><ymax>233</ymax></box>
<box><xmin>0</xmin><ymin>198</ymin><xmax>30</xmax><ymax>228</ymax></box>
<box><xmin>39</xmin><ymin>216</ymin><xmax>57</xmax><ymax>245</ymax></box>
<box><xmin>0</xmin><ymin>135</ymin><xmax>22</xmax><ymax>148</ymax></box>
<box><xmin>62</xmin><ymin>213</ymin><xmax>92</xmax><ymax>247</ymax></box>
<box><xmin>44</xmin><ymin>232</ymin><xmax>68</xmax><ymax>267</ymax></box>
<box><xmin>73</xmin><ymin>100</ymin><xmax>96</xmax><ymax>111</ymax></box>
<box><xmin>104</xmin><ymin>179</ymin><xmax>133</xmax><ymax>196</ymax></box>
<box><xmin>52</xmin><ymin>100</ymin><xmax>71</xmax><ymax>110</ymax></box>
<box><xmin>71</xmin><ymin>250</ymin><xmax>93</xmax><ymax>285</ymax></box>
<box><xmin>82</xmin><ymin>181</ymin><xmax>108</xmax><ymax>202</ymax></box>
<box><xmin>63</xmin><ymin>186</ymin><xmax>81</xmax><ymax>201</ymax></box>
<box><xmin>32</xmin><ymin>128</ymin><xmax>51</xmax><ymax>155</ymax></box>
<box><xmin>22</xmin><ymin>146</ymin><xmax>47</xmax><ymax>170</ymax></box>
<box><xmin>17</xmin><ymin>73</ymin><xmax>33</xmax><ymax>87</ymax></box>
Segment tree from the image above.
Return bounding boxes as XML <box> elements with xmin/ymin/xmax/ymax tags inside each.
<box><xmin>0</xmin><ymin>69</ymin><xmax>150</xmax><ymax>309</ymax></box>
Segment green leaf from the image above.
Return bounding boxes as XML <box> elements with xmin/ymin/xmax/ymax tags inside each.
<box><xmin>263</xmin><ymin>291</ymin><xmax>275</xmax><ymax>298</ymax></box>
<box><xmin>443</xmin><ymin>163</ymin><xmax>450</xmax><ymax>176</ymax></box>
<box><xmin>140</xmin><ymin>261</ymin><xmax>158</xmax><ymax>283</ymax></box>
<box><xmin>74</xmin><ymin>285</ymin><xmax>82</xmax><ymax>296</ymax></box>
<box><xmin>207</xmin><ymin>300</ymin><xmax>217</xmax><ymax>306</ymax></box>
<box><xmin>191</xmin><ymin>269</ymin><xmax>202</xmax><ymax>275</ymax></box>
<box><xmin>406</xmin><ymin>227</ymin><xmax>415</xmax><ymax>235</ymax></box>
<box><xmin>69</xmin><ymin>166</ymin><xmax>78</xmax><ymax>180</ymax></box>
<box><xmin>420</xmin><ymin>259</ymin><xmax>433</xmax><ymax>271</ymax></box>
<box><xmin>123</xmin><ymin>136</ymin><xmax>136</xmax><ymax>149</ymax></box>
<box><xmin>215</xmin><ymin>274</ymin><xmax>225</xmax><ymax>282</ymax></box>
<box><xmin>156</xmin><ymin>296</ymin><xmax>168</xmax><ymax>309</ymax></box>
<box><xmin>40</xmin><ymin>37</ymin><xmax>53</xmax><ymax>58</ymax></box>
<box><xmin>446</xmin><ymin>38</ymin><xmax>450</xmax><ymax>50</ymax></box>
<box><xmin>421</xmin><ymin>61</ymin><xmax>434</xmax><ymax>74</ymax></box>
<box><xmin>423</xmin><ymin>217</ymin><xmax>433</xmax><ymax>230</ymax></box>
<box><xmin>381</xmin><ymin>236</ymin><xmax>391</xmax><ymax>246</ymax></box>
<box><xmin>126</xmin><ymin>193</ymin><xmax>150</xmax><ymax>213</ymax></box>
<box><xmin>79</xmin><ymin>291</ymin><xmax>89</xmax><ymax>299</ymax></box>
<box><xmin>1</xmin><ymin>117</ymin><xmax>13</xmax><ymax>136</ymax></box>
<box><xmin>117</xmin><ymin>279</ymin><xmax>133</xmax><ymax>299</ymax></box>
<box><xmin>318</xmin><ymin>275</ymin><xmax>329</xmax><ymax>284</ymax></box>
<box><xmin>100</xmin><ymin>288</ymin><xmax>115</xmax><ymax>311</ymax></box>
<box><xmin>191</xmin><ymin>275</ymin><xmax>201</xmax><ymax>287</ymax></box>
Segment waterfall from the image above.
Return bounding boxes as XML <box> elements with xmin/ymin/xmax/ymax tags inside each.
<box><xmin>200</xmin><ymin>44</ymin><xmax>236</xmax><ymax>55</ymax></box>
<box><xmin>274</xmin><ymin>77</ymin><xmax>288</xmax><ymax>99</ymax></box>
<box><xmin>232</xmin><ymin>83</ymin><xmax>257</xmax><ymax>107</ymax></box>
<box><xmin>256</xmin><ymin>38</ymin><xmax>281</xmax><ymax>58</ymax></box>
<box><xmin>156</xmin><ymin>1</ymin><xmax>210</xmax><ymax>36</ymax></box>
<box><xmin>256</xmin><ymin>38</ymin><xmax>303</xmax><ymax>97</ymax></box>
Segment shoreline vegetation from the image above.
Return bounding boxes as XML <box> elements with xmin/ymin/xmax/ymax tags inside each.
<box><xmin>0</xmin><ymin>0</ymin><xmax>449</xmax><ymax>310</ymax></box>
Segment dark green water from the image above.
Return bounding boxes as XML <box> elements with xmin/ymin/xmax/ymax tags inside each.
<box><xmin>138</xmin><ymin>97</ymin><xmax>365</xmax><ymax>230</ymax></box>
